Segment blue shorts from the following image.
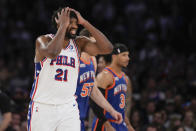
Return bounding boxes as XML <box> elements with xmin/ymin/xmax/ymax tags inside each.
<box><xmin>92</xmin><ymin>118</ymin><xmax>128</xmax><ymax>131</ymax></box>
<box><xmin>81</xmin><ymin>119</ymin><xmax>85</xmax><ymax>131</ymax></box>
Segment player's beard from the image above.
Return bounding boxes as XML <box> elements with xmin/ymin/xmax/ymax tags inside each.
<box><xmin>65</xmin><ymin>28</ymin><xmax>77</xmax><ymax>39</ymax></box>
<box><xmin>118</xmin><ymin>61</ymin><xmax>129</xmax><ymax>68</ymax></box>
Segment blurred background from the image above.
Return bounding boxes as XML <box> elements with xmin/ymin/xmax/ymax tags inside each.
<box><xmin>0</xmin><ymin>0</ymin><xmax>196</xmax><ymax>130</ymax></box>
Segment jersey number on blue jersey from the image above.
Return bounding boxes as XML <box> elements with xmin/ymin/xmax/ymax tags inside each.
<box><xmin>55</xmin><ymin>69</ymin><xmax>68</xmax><ymax>81</ymax></box>
<box><xmin>81</xmin><ymin>83</ymin><xmax>94</xmax><ymax>97</ymax></box>
<box><xmin>119</xmin><ymin>94</ymin><xmax>125</xmax><ymax>109</ymax></box>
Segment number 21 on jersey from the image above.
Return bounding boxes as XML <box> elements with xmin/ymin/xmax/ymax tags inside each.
<box><xmin>55</xmin><ymin>69</ymin><xmax>68</xmax><ymax>81</ymax></box>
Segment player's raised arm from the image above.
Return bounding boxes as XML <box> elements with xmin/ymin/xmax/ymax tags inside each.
<box><xmin>71</xmin><ymin>9</ymin><xmax>113</xmax><ymax>56</ymax></box>
<box><xmin>36</xmin><ymin>8</ymin><xmax>70</xmax><ymax>60</ymax></box>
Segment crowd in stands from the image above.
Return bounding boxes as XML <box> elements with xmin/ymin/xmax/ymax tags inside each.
<box><xmin>0</xmin><ymin>0</ymin><xmax>195</xmax><ymax>130</ymax></box>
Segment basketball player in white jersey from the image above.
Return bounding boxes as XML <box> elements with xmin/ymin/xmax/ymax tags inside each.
<box><xmin>27</xmin><ymin>7</ymin><xmax>122</xmax><ymax>131</ymax></box>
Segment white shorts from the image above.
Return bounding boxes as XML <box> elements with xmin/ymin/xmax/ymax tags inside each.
<box><xmin>27</xmin><ymin>100</ymin><xmax>80</xmax><ymax>131</ymax></box>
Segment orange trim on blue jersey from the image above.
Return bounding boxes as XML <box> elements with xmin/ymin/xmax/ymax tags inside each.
<box><xmin>103</xmin><ymin>68</ymin><xmax>116</xmax><ymax>90</ymax></box>
<box><xmin>91</xmin><ymin>57</ymin><xmax>97</xmax><ymax>73</ymax></box>
<box><xmin>108</xmin><ymin>119</ymin><xmax>117</xmax><ymax>123</ymax></box>
<box><xmin>102</xmin><ymin>68</ymin><xmax>116</xmax><ymax>122</ymax></box>
<box><xmin>101</xmin><ymin>125</ymin><xmax>104</xmax><ymax>131</ymax></box>
<box><xmin>103</xmin><ymin>89</ymin><xmax>108</xmax><ymax>115</ymax></box>
<box><xmin>106</xmin><ymin>67</ymin><xmax>124</xmax><ymax>78</ymax></box>
<box><xmin>80</xmin><ymin>57</ymin><xmax>91</xmax><ymax>65</ymax></box>
<box><xmin>102</xmin><ymin>85</ymin><xmax>118</xmax><ymax>126</ymax></box>
<box><xmin>93</xmin><ymin>119</ymin><xmax>99</xmax><ymax>131</ymax></box>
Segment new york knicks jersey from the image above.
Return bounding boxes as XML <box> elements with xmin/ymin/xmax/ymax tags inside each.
<box><xmin>104</xmin><ymin>67</ymin><xmax>127</xmax><ymax>120</ymax></box>
<box><xmin>30</xmin><ymin>34</ymin><xmax>80</xmax><ymax>104</ymax></box>
<box><xmin>75</xmin><ymin>57</ymin><xmax>96</xmax><ymax>120</ymax></box>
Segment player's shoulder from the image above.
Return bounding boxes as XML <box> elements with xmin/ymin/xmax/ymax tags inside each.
<box><xmin>97</xmin><ymin>69</ymin><xmax>113</xmax><ymax>82</ymax></box>
<box><xmin>37</xmin><ymin>33</ymin><xmax>53</xmax><ymax>40</ymax></box>
<box><xmin>36</xmin><ymin>34</ymin><xmax>53</xmax><ymax>45</ymax></box>
<box><xmin>96</xmin><ymin>69</ymin><xmax>114</xmax><ymax>88</ymax></box>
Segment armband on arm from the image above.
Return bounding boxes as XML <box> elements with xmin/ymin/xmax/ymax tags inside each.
<box><xmin>89</xmin><ymin>87</ymin><xmax>107</xmax><ymax>123</ymax></box>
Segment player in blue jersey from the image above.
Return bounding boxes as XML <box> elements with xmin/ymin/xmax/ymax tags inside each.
<box><xmin>75</xmin><ymin>29</ymin><xmax>123</xmax><ymax>131</ymax></box>
<box><xmin>75</xmin><ymin>51</ymin><xmax>97</xmax><ymax>131</ymax></box>
<box><xmin>91</xmin><ymin>44</ymin><xmax>135</xmax><ymax>131</ymax></box>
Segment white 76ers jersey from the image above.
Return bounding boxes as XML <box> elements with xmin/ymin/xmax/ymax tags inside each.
<box><xmin>30</xmin><ymin>34</ymin><xmax>80</xmax><ymax>104</ymax></box>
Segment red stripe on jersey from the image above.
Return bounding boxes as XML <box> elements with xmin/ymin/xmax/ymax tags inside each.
<box><xmin>41</xmin><ymin>58</ymin><xmax>47</xmax><ymax>67</ymax></box>
<box><xmin>72</xmin><ymin>39</ymin><xmax>80</xmax><ymax>73</ymax></box>
<box><xmin>32</xmin><ymin>75</ymin><xmax>40</xmax><ymax>100</ymax></box>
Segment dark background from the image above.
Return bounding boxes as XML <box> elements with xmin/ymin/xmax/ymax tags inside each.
<box><xmin>0</xmin><ymin>0</ymin><xmax>196</xmax><ymax>131</ymax></box>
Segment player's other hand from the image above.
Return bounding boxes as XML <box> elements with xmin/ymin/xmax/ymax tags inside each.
<box><xmin>69</xmin><ymin>8</ymin><xmax>86</xmax><ymax>25</ymax></box>
<box><xmin>55</xmin><ymin>7</ymin><xmax>70</xmax><ymax>28</ymax></box>
<box><xmin>110</xmin><ymin>110</ymin><xmax>123</xmax><ymax>124</ymax></box>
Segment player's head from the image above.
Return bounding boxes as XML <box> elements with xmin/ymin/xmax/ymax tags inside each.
<box><xmin>97</xmin><ymin>54</ymin><xmax>111</xmax><ymax>73</ymax></box>
<box><xmin>79</xmin><ymin>28</ymin><xmax>95</xmax><ymax>41</ymax></box>
<box><xmin>52</xmin><ymin>7</ymin><xmax>78</xmax><ymax>39</ymax></box>
<box><xmin>112</xmin><ymin>43</ymin><xmax>130</xmax><ymax>68</ymax></box>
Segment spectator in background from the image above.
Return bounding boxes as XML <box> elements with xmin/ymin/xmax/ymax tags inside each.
<box><xmin>97</xmin><ymin>55</ymin><xmax>111</xmax><ymax>74</ymax></box>
<box><xmin>173</xmin><ymin>126</ymin><xmax>185</xmax><ymax>131</ymax></box>
<box><xmin>144</xmin><ymin>123</ymin><xmax>158</xmax><ymax>131</ymax></box>
<box><xmin>0</xmin><ymin>90</ymin><xmax>12</xmax><ymax>131</ymax></box>
<box><xmin>152</xmin><ymin>111</ymin><xmax>166</xmax><ymax>131</ymax></box>
<box><xmin>20</xmin><ymin>121</ymin><xmax>27</xmax><ymax>131</ymax></box>
<box><xmin>130</xmin><ymin>110</ymin><xmax>143</xmax><ymax>131</ymax></box>
<box><xmin>143</xmin><ymin>100</ymin><xmax>156</xmax><ymax>124</ymax></box>
<box><xmin>182</xmin><ymin>110</ymin><xmax>196</xmax><ymax>131</ymax></box>
<box><xmin>9</xmin><ymin>112</ymin><xmax>21</xmax><ymax>131</ymax></box>
<box><xmin>187</xmin><ymin>97</ymin><xmax>196</xmax><ymax>114</ymax></box>
<box><xmin>168</xmin><ymin>116</ymin><xmax>182</xmax><ymax>131</ymax></box>
<box><xmin>0</xmin><ymin>0</ymin><xmax>196</xmax><ymax>130</ymax></box>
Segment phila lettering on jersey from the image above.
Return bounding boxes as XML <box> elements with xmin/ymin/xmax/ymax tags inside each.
<box><xmin>30</xmin><ymin>34</ymin><xmax>80</xmax><ymax>104</ymax></box>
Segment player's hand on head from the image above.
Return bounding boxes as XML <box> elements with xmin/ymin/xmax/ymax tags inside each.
<box><xmin>55</xmin><ymin>7</ymin><xmax>70</xmax><ymax>28</ymax></box>
<box><xmin>70</xmin><ymin>8</ymin><xmax>86</xmax><ymax>25</ymax></box>
<box><xmin>111</xmin><ymin>110</ymin><xmax>123</xmax><ymax>124</ymax></box>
